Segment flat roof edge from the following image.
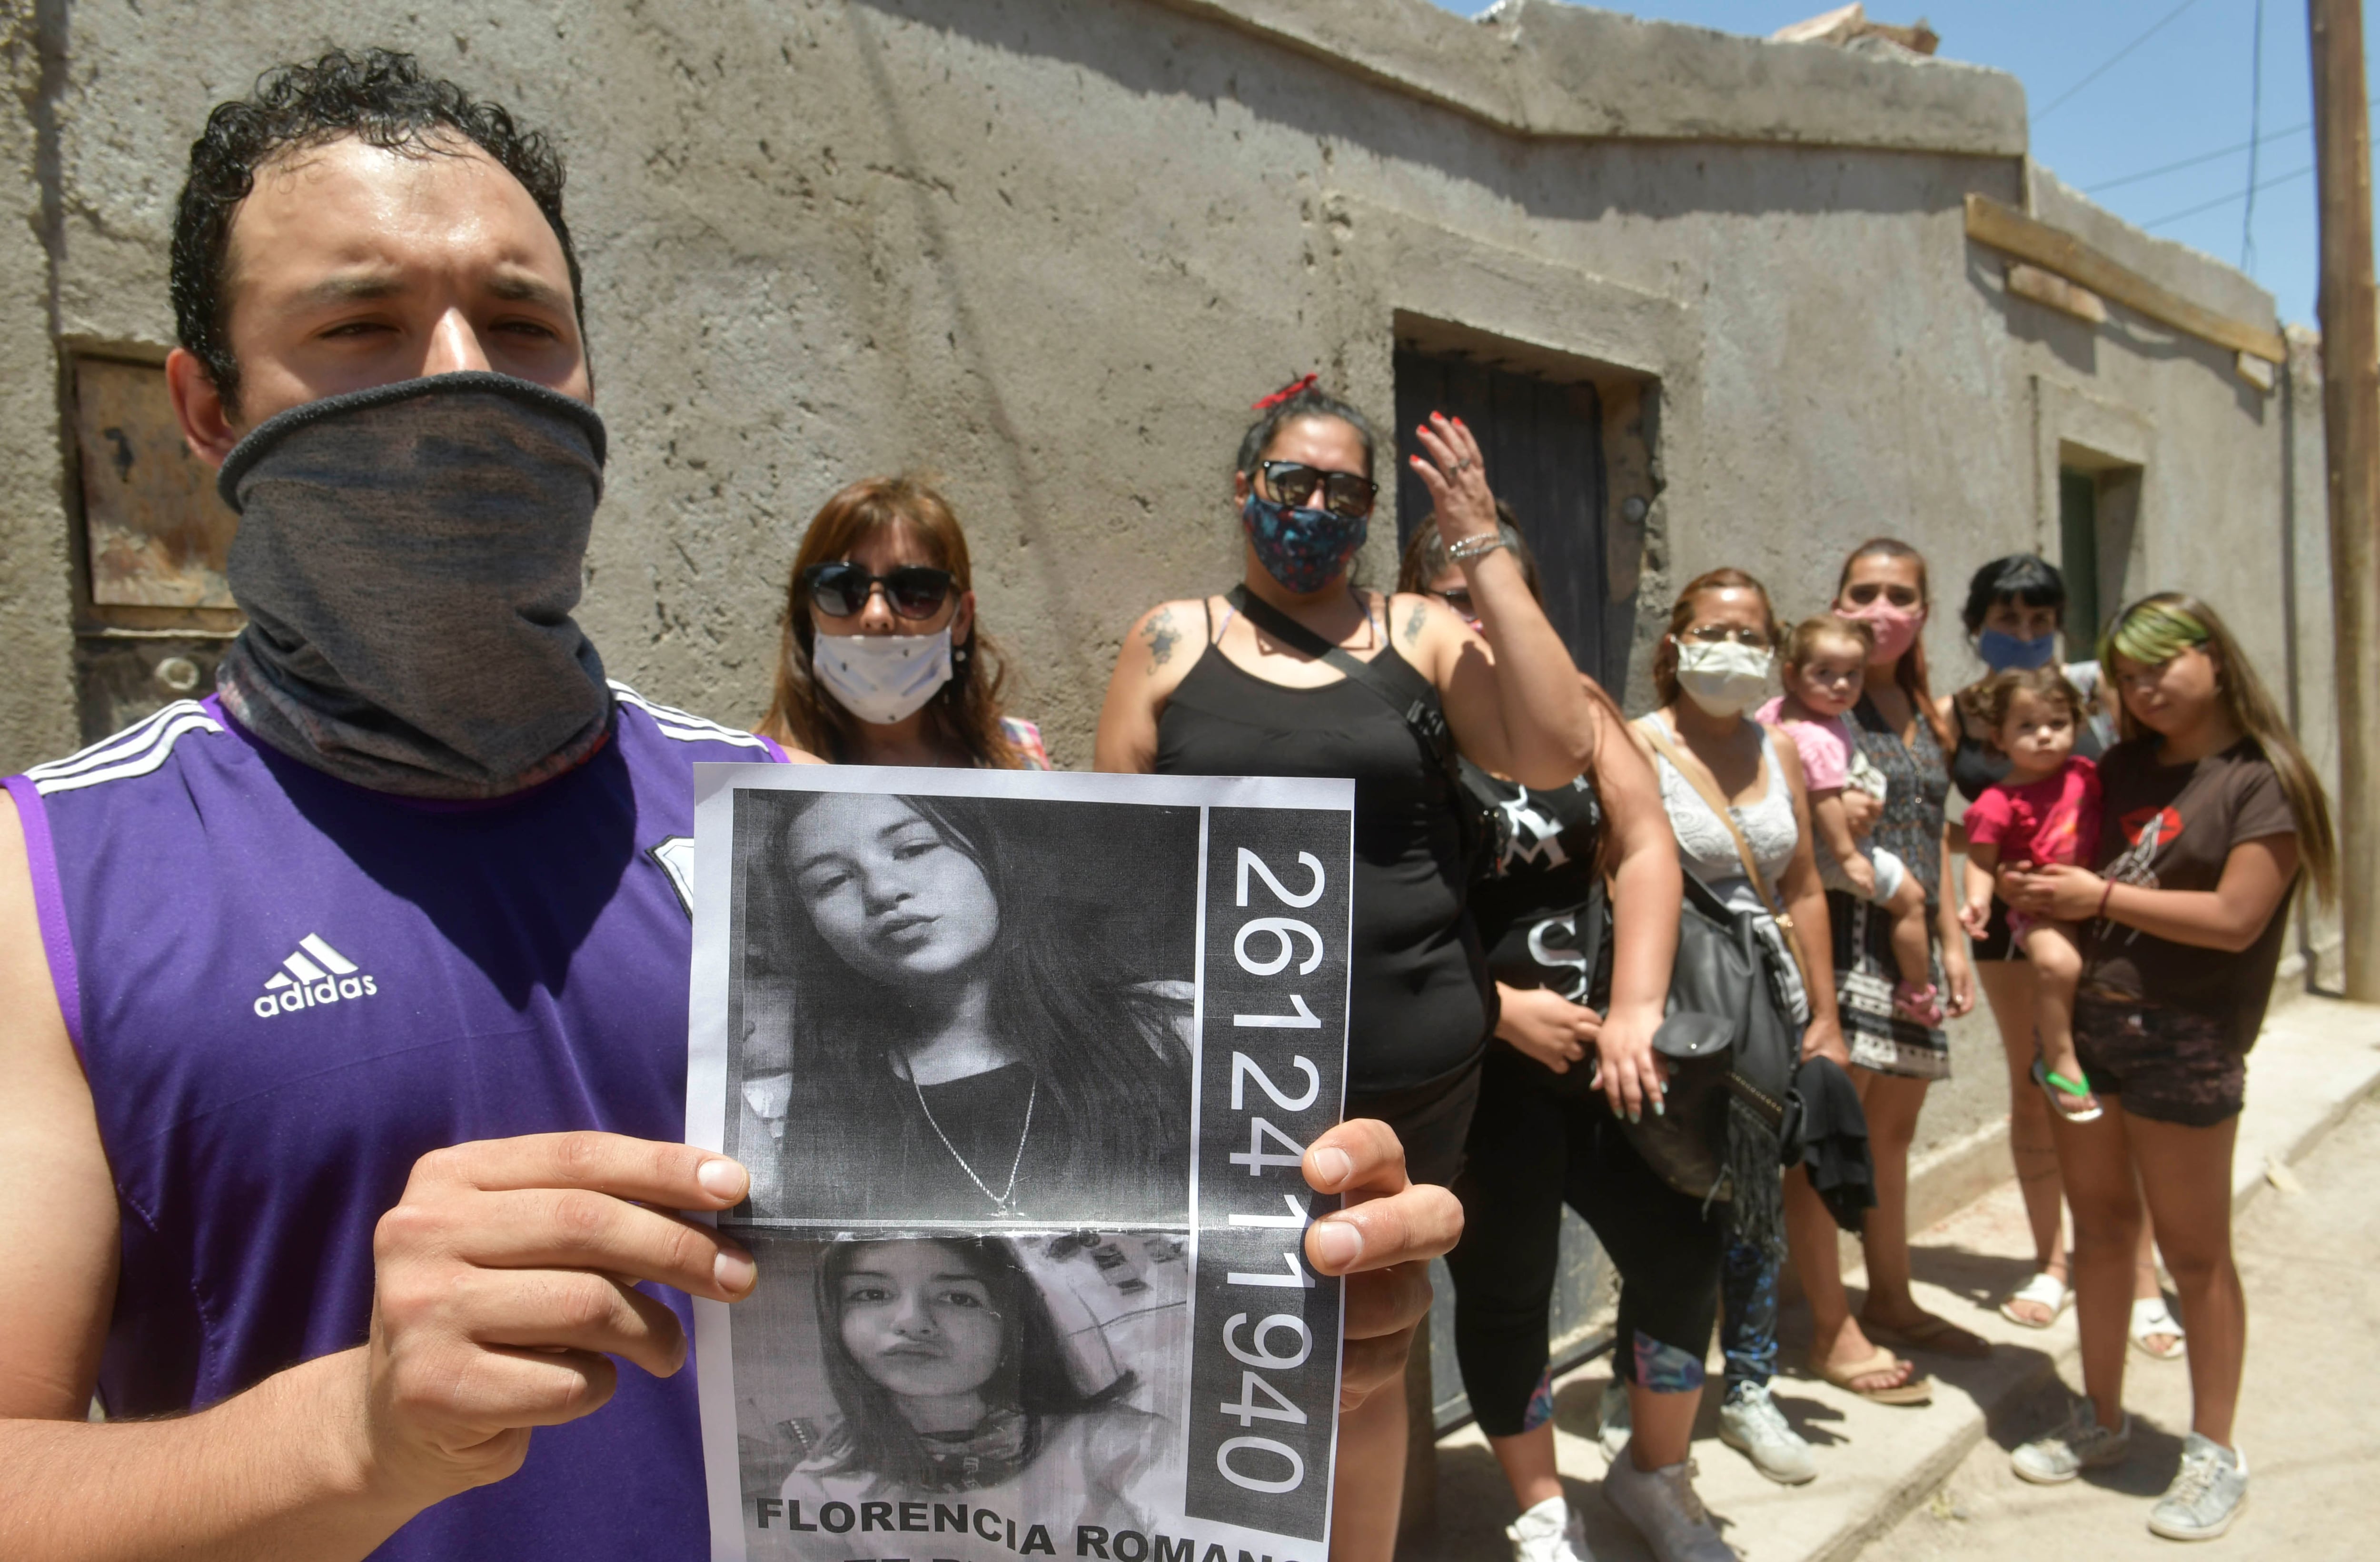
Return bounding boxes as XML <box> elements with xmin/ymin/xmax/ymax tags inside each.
<box><xmin>1148</xmin><ymin>0</ymin><xmax>2029</xmax><ymax>157</ymax></box>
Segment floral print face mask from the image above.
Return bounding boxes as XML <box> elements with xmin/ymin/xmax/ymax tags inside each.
<box><xmin>1241</xmin><ymin>490</ymin><xmax>1367</xmax><ymax>595</ymax></box>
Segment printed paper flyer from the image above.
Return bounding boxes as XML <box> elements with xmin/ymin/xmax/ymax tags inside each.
<box><xmin>685</xmin><ymin>765</ymin><xmax>1356</xmax><ymax>1562</ymax></box>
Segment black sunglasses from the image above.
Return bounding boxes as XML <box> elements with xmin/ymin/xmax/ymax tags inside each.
<box><xmin>802</xmin><ymin>561</ymin><xmax>957</xmax><ymax>620</ymax></box>
<box><xmin>1260</xmin><ymin>459</ymin><xmax>1377</xmax><ymax>518</ymax></box>
<box><xmin>1429</xmin><ymin>586</ymin><xmax>1476</xmax><ymax>618</ymax></box>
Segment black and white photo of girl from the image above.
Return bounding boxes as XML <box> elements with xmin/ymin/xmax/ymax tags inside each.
<box><xmin>752</xmin><ymin>1235</ymin><xmax>1180</xmax><ymax>1549</ymax></box>
<box><xmin>730</xmin><ymin>790</ymin><xmax>1198</xmax><ymax>1224</ymax></box>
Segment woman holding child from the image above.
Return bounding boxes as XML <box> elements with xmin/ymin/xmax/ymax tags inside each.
<box><xmin>1947</xmin><ymin>557</ymin><xmax>2182</xmax><ymax>1355</ymax></box>
<box><xmin>1801</xmin><ymin>539</ymin><xmax>1988</xmax><ymax>1362</ymax></box>
<box><xmin>2002</xmin><ymin>594</ymin><xmax>2333</xmax><ymax>1543</ymax></box>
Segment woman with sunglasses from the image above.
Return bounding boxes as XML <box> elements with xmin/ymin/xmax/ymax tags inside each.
<box><xmin>759</xmin><ymin>475</ymin><xmax>1051</xmax><ymax>768</ymax></box>
<box><xmin>1398</xmin><ymin>499</ymin><xmax>1537</xmax><ymax>627</ymax></box>
<box><xmin>1821</xmin><ymin>538</ymin><xmax>1987</xmax><ymax>1362</ymax></box>
<box><xmin>1095</xmin><ymin>378</ymin><xmax>1601</xmax><ymax>1562</ymax></box>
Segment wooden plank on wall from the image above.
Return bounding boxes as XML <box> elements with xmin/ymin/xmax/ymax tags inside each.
<box><xmin>1965</xmin><ymin>193</ymin><xmax>2288</xmax><ymax>364</ymax></box>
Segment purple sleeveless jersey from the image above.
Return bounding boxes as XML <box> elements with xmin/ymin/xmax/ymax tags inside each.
<box><xmin>5</xmin><ymin>682</ymin><xmax>786</xmax><ymax>1559</ymax></box>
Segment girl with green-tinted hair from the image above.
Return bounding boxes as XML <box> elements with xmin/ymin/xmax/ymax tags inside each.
<box><xmin>1999</xmin><ymin>590</ymin><xmax>2334</xmax><ymax>1543</ymax></box>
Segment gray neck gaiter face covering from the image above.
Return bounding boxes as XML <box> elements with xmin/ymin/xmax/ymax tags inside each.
<box><xmin>211</xmin><ymin>372</ymin><xmax>614</xmax><ymax>800</ymax></box>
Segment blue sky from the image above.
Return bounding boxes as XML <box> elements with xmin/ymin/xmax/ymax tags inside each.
<box><xmin>1429</xmin><ymin>0</ymin><xmax>2378</xmax><ymax>326</ymax></box>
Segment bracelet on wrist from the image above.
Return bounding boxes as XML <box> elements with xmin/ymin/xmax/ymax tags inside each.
<box><xmin>2096</xmin><ymin>879</ymin><xmax>2116</xmax><ymax>920</ymax></box>
<box><xmin>1445</xmin><ymin>532</ymin><xmax>1508</xmax><ymax>564</ymax></box>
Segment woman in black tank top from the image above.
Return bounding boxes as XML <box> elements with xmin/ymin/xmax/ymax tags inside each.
<box><xmin>1094</xmin><ymin>380</ymin><xmax>1608</xmax><ymax>1562</ymax></box>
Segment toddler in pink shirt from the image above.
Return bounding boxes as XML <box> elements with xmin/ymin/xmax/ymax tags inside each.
<box><xmin>1758</xmin><ymin>615</ymin><xmax>1942</xmax><ymax>1025</ymax></box>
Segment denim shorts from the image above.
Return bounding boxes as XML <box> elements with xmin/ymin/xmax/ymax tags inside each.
<box><xmin>2073</xmin><ymin>989</ymin><xmax>2245</xmax><ymax>1127</ymax></box>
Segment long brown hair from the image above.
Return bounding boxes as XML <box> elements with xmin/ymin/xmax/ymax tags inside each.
<box><xmin>1651</xmin><ymin>567</ymin><xmax>1783</xmax><ymax>707</ymax></box>
<box><xmin>759</xmin><ymin>476</ymin><xmax>1022</xmax><ymax>766</ymax></box>
<box><xmin>1836</xmin><ymin>537</ymin><xmax>1956</xmax><ymax>753</ymax></box>
<box><xmin>2100</xmin><ymin>592</ymin><xmax>2339</xmax><ymax>904</ymax></box>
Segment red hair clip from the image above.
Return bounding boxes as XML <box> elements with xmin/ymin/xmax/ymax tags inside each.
<box><xmin>1251</xmin><ymin>373</ymin><xmax>1318</xmax><ymax>411</ymax></box>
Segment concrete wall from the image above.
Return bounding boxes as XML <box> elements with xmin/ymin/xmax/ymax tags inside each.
<box><xmin>0</xmin><ymin>5</ymin><xmax>78</xmax><ymax>774</ymax></box>
<box><xmin>0</xmin><ymin>0</ymin><xmax>2327</xmax><ymax>1137</ymax></box>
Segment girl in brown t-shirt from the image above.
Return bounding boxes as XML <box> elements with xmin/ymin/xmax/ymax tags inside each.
<box><xmin>1998</xmin><ymin>593</ymin><xmax>2336</xmax><ymax>1542</ymax></box>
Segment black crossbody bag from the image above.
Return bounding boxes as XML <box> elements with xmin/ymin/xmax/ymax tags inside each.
<box><xmin>1224</xmin><ymin>586</ymin><xmax>1493</xmax><ymax>862</ymax></box>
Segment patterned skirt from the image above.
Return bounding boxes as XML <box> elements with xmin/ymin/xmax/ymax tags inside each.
<box><xmin>1826</xmin><ymin>889</ymin><xmax>1951</xmax><ymax>1080</ymax></box>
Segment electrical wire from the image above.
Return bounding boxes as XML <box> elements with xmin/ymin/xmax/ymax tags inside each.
<box><xmin>2143</xmin><ymin>163</ymin><xmax>2314</xmax><ymax>230</ymax></box>
<box><xmin>2034</xmin><ymin>0</ymin><xmax>2209</xmax><ymax>125</ymax></box>
<box><xmin>2086</xmin><ymin>118</ymin><xmax>2311</xmax><ymax>193</ymax></box>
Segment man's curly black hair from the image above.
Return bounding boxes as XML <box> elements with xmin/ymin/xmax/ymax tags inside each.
<box><xmin>169</xmin><ymin>48</ymin><xmax>584</xmax><ymax>416</ymax></box>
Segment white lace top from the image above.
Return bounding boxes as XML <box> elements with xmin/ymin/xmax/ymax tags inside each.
<box><xmin>1642</xmin><ymin>717</ymin><xmax>1810</xmax><ymax>1023</ymax></box>
<box><xmin>1646</xmin><ymin>722</ymin><xmax>1800</xmax><ymax>916</ymax></box>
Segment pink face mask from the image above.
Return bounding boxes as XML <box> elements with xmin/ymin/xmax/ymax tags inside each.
<box><xmin>1839</xmin><ymin>599</ymin><xmax>1923</xmax><ymax>665</ymax></box>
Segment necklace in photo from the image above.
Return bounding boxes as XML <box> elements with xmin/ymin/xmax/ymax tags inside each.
<box><xmin>912</xmin><ymin>1072</ymin><xmax>1036</xmax><ymax>1215</ymax></box>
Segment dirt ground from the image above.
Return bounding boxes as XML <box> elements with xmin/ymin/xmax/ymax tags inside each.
<box><xmin>1865</xmin><ymin>1092</ymin><xmax>2380</xmax><ymax>1561</ymax></box>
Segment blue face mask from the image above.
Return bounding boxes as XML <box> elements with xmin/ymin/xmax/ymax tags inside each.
<box><xmin>1977</xmin><ymin>627</ymin><xmax>2059</xmax><ymax>671</ymax></box>
<box><xmin>1242</xmin><ymin>491</ymin><xmax>1367</xmax><ymax>595</ymax></box>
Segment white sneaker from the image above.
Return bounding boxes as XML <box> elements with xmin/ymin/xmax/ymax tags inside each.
<box><xmin>2148</xmin><ymin>1433</ymin><xmax>2248</xmax><ymax>1541</ymax></box>
<box><xmin>1718</xmin><ymin>1383</ymin><xmax>1817</xmax><ymax>1485</ymax></box>
<box><xmin>1596</xmin><ymin>1379</ymin><xmax>1631</xmax><ymax>1461</ymax></box>
<box><xmin>1603</xmin><ymin>1452</ymin><xmax>1737</xmax><ymax>1562</ymax></box>
<box><xmin>1504</xmin><ymin>1494</ymin><xmax>1594</xmax><ymax>1562</ymax></box>
<box><xmin>2010</xmin><ymin>1399</ymin><xmax>2132</xmax><ymax>1485</ymax></box>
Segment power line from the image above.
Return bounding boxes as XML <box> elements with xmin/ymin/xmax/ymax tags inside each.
<box><xmin>2242</xmin><ymin>0</ymin><xmax>2266</xmax><ymax>270</ymax></box>
<box><xmin>2034</xmin><ymin>0</ymin><xmax>2209</xmax><ymax>125</ymax></box>
<box><xmin>2083</xmin><ymin>97</ymin><xmax>2380</xmax><ymax>194</ymax></box>
<box><xmin>2142</xmin><ymin>162</ymin><xmax>2314</xmax><ymax>229</ymax></box>
<box><xmin>2087</xmin><ymin>118</ymin><xmax>2312</xmax><ymax>193</ymax></box>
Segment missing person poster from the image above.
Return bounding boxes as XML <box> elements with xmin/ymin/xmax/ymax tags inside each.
<box><xmin>685</xmin><ymin>765</ymin><xmax>1356</xmax><ymax>1562</ymax></box>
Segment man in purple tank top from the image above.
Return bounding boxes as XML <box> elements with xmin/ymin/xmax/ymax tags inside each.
<box><xmin>0</xmin><ymin>48</ymin><xmax>1457</xmax><ymax>1562</ymax></box>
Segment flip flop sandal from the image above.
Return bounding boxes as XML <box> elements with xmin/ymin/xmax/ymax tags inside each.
<box><xmin>1812</xmin><ymin>1344</ymin><xmax>1933</xmax><ymax>1405</ymax></box>
<box><xmin>2032</xmin><ymin>1058</ymin><xmax>2105</xmax><ymax>1124</ymax></box>
<box><xmin>2131</xmin><ymin>1296</ymin><xmax>2188</xmax><ymax>1360</ymax></box>
<box><xmin>1999</xmin><ymin>1270</ymin><xmax>2071</xmax><ymax>1329</ymax></box>
<box><xmin>1862</xmin><ymin>1313</ymin><xmax>1994</xmax><ymax>1360</ymax></box>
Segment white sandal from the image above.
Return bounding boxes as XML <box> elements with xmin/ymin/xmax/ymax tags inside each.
<box><xmin>1999</xmin><ymin>1270</ymin><xmax>2070</xmax><ymax>1329</ymax></box>
<box><xmin>2131</xmin><ymin>1295</ymin><xmax>2187</xmax><ymax>1360</ymax></box>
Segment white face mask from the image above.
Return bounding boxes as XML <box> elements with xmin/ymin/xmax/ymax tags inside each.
<box><xmin>811</xmin><ymin>627</ymin><xmax>954</xmax><ymax>725</ymax></box>
<box><xmin>1675</xmin><ymin>640</ymin><xmax>1774</xmax><ymax>718</ymax></box>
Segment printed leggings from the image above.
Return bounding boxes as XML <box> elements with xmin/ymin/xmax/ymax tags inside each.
<box><xmin>1444</xmin><ymin>1045</ymin><xmax>1727</xmax><ymax>1437</ymax></box>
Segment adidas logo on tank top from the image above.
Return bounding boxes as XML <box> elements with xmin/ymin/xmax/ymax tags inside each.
<box><xmin>252</xmin><ymin>933</ymin><xmax>378</xmax><ymax>1019</ymax></box>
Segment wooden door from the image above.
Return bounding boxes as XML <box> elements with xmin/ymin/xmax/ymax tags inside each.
<box><xmin>1393</xmin><ymin>349</ymin><xmax>1610</xmax><ymax>685</ymax></box>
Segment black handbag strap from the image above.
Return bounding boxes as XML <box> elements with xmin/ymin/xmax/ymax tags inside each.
<box><xmin>1225</xmin><ymin>585</ymin><xmax>1459</xmax><ymax>778</ymax></box>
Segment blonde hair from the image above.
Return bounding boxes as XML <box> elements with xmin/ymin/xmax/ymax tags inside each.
<box><xmin>2100</xmin><ymin>592</ymin><xmax>2338</xmax><ymax>905</ymax></box>
<box><xmin>1782</xmin><ymin>614</ymin><xmax>1874</xmax><ymax>673</ymax></box>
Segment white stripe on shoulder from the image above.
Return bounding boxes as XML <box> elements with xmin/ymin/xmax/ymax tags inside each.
<box><xmin>30</xmin><ymin>706</ymin><xmax>225</xmax><ymax>795</ymax></box>
<box><xmin>22</xmin><ymin>701</ymin><xmax>207</xmax><ymax>783</ymax></box>
<box><xmin>610</xmin><ymin>682</ymin><xmax>770</xmax><ymax>749</ymax></box>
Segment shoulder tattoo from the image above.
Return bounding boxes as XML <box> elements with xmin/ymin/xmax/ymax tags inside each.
<box><xmin>1142</xmin><ymin>608</ymin><xmax>1181</xmax><ymax>671</ymax></box>
<box><xmin>1403</xmin><ymin>601</ymin><xmax>1430</xmax><ymax>645</ymax></box>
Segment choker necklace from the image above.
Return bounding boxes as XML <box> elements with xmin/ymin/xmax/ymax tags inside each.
<box><xmin>912</xmin><ymin>1070</ymin><xmax>1036</xmax><ymax>1215</ymax></box>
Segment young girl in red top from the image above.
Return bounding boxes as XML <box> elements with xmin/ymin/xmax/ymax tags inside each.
<box><xmin>1956</xmin><ymin>667</ymin><xmax>2103</xmax><ymax>1122</ymax></box>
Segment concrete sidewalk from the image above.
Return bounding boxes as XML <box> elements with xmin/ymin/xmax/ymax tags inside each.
<box><xmin>1396</xmin><ymin>993</ymin><xmax>2380</xmax><ymax>1562</ymax></box>
<box><xmin>1868</xmin><ymin>1084</ymin><xmax>2380</xmax><ymax>1561</ymax></box>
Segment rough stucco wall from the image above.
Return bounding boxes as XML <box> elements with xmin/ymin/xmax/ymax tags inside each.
<box><xmin>0</xmin><ymin>4</ymin><xmax>77</xmax><ymax>776</ymax></box>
